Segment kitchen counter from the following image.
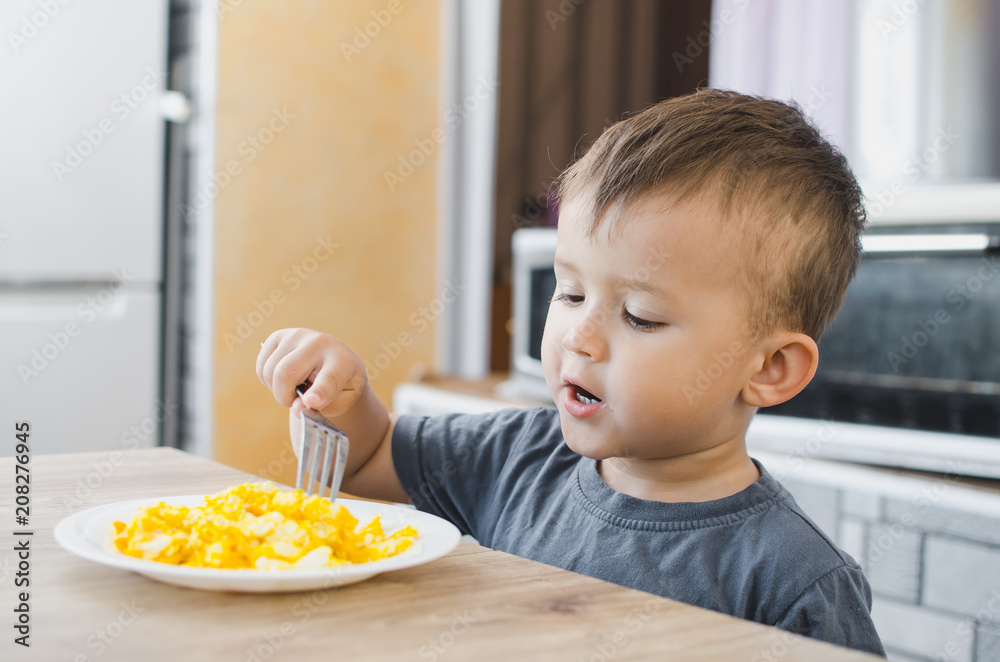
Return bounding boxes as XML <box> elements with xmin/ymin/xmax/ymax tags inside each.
<box><xmin>0</xmin><ymin>448</ymin><xmax>878</xmax><ymax>661</ymax></box>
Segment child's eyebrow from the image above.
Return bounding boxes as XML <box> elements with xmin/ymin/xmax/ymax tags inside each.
<box><xmin>553</xmin><ymin>258</ymin><xmax>577</xmax><ymax>273</ymax></box>
<box><xmin>555</xmin><ymin>258</ymin><xmax>671</xmax><ymax>298</ymax></box>
<box><xmin>611</xmin><ymin>275</ymin><xmax>664</xmax><ymax>295</ymax></box>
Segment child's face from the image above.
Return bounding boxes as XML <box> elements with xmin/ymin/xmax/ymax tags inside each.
<box><xmin>541</xmin><ymin>192</ymin><xmax>761</xmax><ymax>462</ymax></box>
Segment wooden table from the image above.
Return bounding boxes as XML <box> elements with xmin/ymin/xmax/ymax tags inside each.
<box><xmin>1</xmin><ymin>448</ymin><xmax>877</xmax><ymax>661</ymax></box>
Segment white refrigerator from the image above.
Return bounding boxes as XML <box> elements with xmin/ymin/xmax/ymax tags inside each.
<box><xmin>1</xmin><ymin>1</ymin><xmax>170</xmax><ymax>454</ymax></box>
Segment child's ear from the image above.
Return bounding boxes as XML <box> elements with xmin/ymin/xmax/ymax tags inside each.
<box><xmin>742</xmin><ymin>332</ymin><xmax>819</xmax><ymax>408</ymax></box>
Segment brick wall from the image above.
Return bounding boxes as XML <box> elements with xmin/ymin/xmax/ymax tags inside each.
<box><xmin>758</xmin><ymin>452</ymin><xmax>1000</xmax><ymax>662</ymax></box>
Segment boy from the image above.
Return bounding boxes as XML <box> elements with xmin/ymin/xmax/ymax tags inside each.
<box><xmin>257</xmin><ymin>89</ymin><xmax>884</xmax><ymax>655</ymax></box>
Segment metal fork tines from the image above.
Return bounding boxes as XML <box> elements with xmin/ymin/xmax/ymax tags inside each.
<box><xmin>294</xmin><ymin>385</ymin><xmax>350</xmax><ymax>501</ymax></box>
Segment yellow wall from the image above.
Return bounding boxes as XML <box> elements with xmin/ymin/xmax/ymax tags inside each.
<box><xmin>213</xmin><ymin>1</ymin><xmax>440</xmax><ymax>484</ymax></box>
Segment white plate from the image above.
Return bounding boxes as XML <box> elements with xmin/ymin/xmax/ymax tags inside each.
<box><xmin>54</xmin><ymin>495</ymin><xmax>461</xmax><ymax>593</ymax></box>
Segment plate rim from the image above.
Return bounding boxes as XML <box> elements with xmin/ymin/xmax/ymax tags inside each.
<box><xmin>53</xmin><ymin>493</ymin><xmax>461</xmax><ymax>590</ymax></box>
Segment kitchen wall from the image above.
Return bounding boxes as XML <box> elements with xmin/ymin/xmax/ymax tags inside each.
<box><xmin>755</xmin><ymin>449</ymin><xmax>1000</xmax><ymax>662</ymax></box>
<box><xmin>213</xmin><ymin>1</ymin><xmax>441</xmax><ymax>484</ymax></box>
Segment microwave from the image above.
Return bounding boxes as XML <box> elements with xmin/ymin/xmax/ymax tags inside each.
<box><xmin>496</xmin><ymin>228</ymin><xmax>558</xmax><ymax>402</ymax></box>
<box><xmin>767</xmin><ymin>224</ymin><xmax>1000</xmax><ymax>439</ymax></box>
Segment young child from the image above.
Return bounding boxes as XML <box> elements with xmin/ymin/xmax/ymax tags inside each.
<box><xmin>257</xmin><ymin>89</ymin><xmax>884</xmax><ymax>656</ymax></box>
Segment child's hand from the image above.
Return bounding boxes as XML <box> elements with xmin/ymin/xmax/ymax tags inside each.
<box><xmin>256</xmin><ymin>328</ymin><xmax>407</xmax><ymax>504</ymax></box>
<box><xmin>256</xmin><ymin>328</ymin><xmax>367</xmax><ymax>420</ymax></box>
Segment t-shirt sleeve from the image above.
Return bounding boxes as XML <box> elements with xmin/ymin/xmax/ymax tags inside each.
<box><xmin>391</xmin><ymin>407</ymin><xmax>554</xmax><ymax>540</ymax></box>
<box><xmin>774</xmin><ymin>564</ymin><xmax>886</xmax><ymax>657</ymax></box>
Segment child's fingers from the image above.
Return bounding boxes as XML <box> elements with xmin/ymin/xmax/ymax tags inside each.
<box><xmin>301</xmin><ymin>373</ymin><xmax>332</xmax><ymax>410</ymax></box>
<box><xmin>304</xmin><ymin>369</ymin><xmax>359</xmax><ymax>415</ymax></box>
<box><xmin>270</xmin><ymin>347</ymin><xmax>320</xmax><ymax>407</ymax></box>
<box><xmin>259</xmin><ymin>330</ymin><xmax>317</xmax><ymax>399</ymax></box>
<box><xmin>256</xmin><ymin>333</ymin><xmax>283</xmax><ymax>385</ymax></box>
<box><xmin>259</xmin><ymin>344</ymin><xmax>289</xmax><ymax>397</ymax></box>
<box><xmin>257</xmin><ymin>330</ymin><xmax>297</xmax><ymax>390</ymax></box>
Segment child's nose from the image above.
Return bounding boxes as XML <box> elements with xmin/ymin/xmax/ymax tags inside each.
<box><xmin>563</xmin><ymin>312</ymin><xmax>607</xmax><ymax>360</ymax></box>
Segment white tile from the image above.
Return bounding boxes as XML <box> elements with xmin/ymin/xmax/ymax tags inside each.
<box><xmin>924</xmin><ymin>537</ymin><xmax>1000</xmax><ymax>622</ymax></box>
<box><xmin>866</xmin><ymin>524</ymin><xmax>921</xmax><ymax>603</ymax></box>
<box><xmin>843</xmin><ymin>490</ymin><xmax>882</xmax><ymax>520</ymax></box>
<box><xmin>871</xmin><ymin>598</ymin><xmax>973</xmax><ymax>662</ymax></box>
<box><xmin>977</xmin><ymin>622</ymin><xmax>1000</xmax><ymax>662</ymax></box>
<box><xmin>885</xmin><ymin>498</ymin><xmax>1000</xmax><ymax>547</ymax></box>
<box><xmin>839</xmin><ymin>518</ymin><xmax>866</xmax><ymax>568</ymax></box>
<box><xmin>885</xmin><ymin>651</ymin><xmax>926</xmax><ymax>662</ymax></box>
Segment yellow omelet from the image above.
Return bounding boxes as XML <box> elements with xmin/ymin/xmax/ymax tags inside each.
<box><xmin>111</xmin><ymin>482</ymin><xmax>417</xmax><ymax>570</ymax></box>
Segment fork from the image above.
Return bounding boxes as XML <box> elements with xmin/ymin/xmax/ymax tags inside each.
<box><xmin>294</xmin><ymin>382</ymin><xmax>350</xmax><ymax>502</ymax></box>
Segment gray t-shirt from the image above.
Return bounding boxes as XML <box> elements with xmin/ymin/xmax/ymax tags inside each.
<box><xmin>392</xmin><ymin>406</ymin><xmax>885</xmax><ymax>656</ymax></box>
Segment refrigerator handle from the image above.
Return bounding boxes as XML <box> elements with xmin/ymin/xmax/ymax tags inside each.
<box><xmin>0</xmin><ymin>289</ymin><xmax>130</xmax><ymax>322</ymax></box>
<box><xmin>159</xmin><ymin>90</ymin><xmax>191</xmax><ymax>124</ymax></box>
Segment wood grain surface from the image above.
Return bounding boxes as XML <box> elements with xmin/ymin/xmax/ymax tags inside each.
<box><xmin>0</xmin><ymin>448</ymin><xmax>878</xmax><ymax>661</ymax></box>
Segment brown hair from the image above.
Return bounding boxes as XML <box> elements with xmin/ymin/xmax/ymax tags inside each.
<box><xmin>554</xmin><ymin>88</ymin><xmax>866</xmax><ymax>341</ymax></box>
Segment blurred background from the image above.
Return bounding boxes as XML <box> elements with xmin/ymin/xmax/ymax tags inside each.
<box><xmin>3</xmin><ymin>2</ymin><xmax>1000</xmax><ymax>659</ymax></box>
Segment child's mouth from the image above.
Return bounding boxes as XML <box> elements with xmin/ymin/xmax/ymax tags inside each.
<box><xmin>564</xmin><ymin>383</ymin><xmax>604</xmax><ymax>418</ymax></box>
<box><xmin>573</xmin><ymin>385</ymin><xmax>602</xmax><ymax>405</ymax></box>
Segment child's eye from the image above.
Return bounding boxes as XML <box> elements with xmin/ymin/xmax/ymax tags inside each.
<box><xmin>550</xmin><ymin>292</ymin><xmax>584</xmax><ymax>305</ymax></box>
<box><xmin>624</xmin><ymin>308</ymin><xmax>664</xmax><ymax>332</ymax></box>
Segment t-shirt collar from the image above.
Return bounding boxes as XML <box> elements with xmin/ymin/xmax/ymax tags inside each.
<box><xmin>574</xmin><ymin>457</ymin><xmax>782</xmax><ymax>527</ymax></box>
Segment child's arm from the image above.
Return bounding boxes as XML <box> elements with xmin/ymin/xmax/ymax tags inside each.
<box><xmin>256</xmin><ymin>328</ymin><xmax>409</xmax><ymax>503</ymax></box>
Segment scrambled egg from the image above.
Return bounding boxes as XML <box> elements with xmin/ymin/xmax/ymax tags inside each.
<box><xmin>111</xmin><ymin>482</ymin><xmax>417</xmax><ymax>570</ymax></box>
